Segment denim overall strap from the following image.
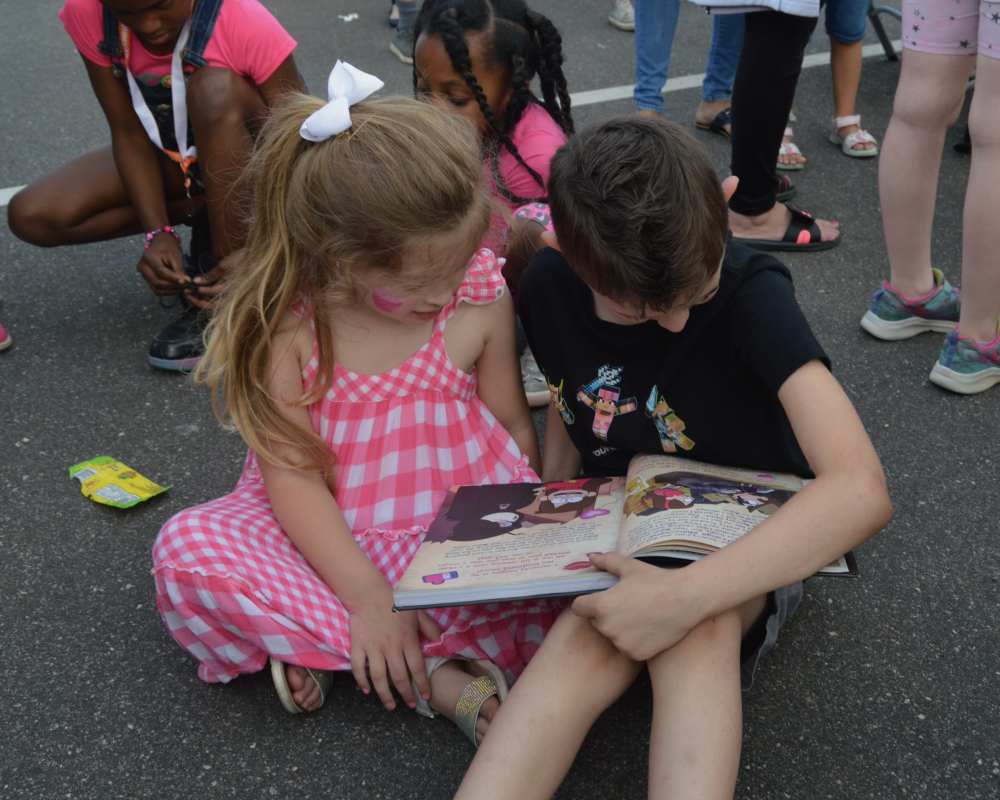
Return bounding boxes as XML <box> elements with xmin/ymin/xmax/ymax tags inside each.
<box><xmin>181</xmin><ymin>0</ymin><xmax>225</xmax><ymax>68</ymax></box>
<box><xmin>98</xmin><ymin>7</ymin><xmax>124</xmax><ymax>59</ymax></box>
<box><xmin>96</xmin><ymin>1</ymin><xmax>222</xmax><ymax>69</ymax></box>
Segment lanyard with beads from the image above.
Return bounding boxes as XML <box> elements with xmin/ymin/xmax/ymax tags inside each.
<box><xmin>118</xmin><ymin>15</ymin><xmax>198</xmax><ymax>195</ymax></box>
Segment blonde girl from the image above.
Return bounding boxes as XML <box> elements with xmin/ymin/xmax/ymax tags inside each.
<box><xmin>152</xmin><ymin>75</ymin><xmax>561</xmax><ymax>745</ymax></box>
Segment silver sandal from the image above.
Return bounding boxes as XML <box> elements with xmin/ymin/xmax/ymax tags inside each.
<box><xmin>270</xmin><ymin>657</ymin><xmax>335</xmax><ymax>714</ymax></box>
<box><xmin>413</xmin><ymin>656</ymin><xmax>509</xmax><ymax>747</ymax></box>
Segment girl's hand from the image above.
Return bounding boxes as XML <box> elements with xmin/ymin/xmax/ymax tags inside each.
<box><xmin>136</xmin><ymin>232</ymin><xmax>187</xmax><ymax>294</ymax></box>
<box><xmin>348</xmin><ymin>599</ymin><xmax>433</xmax><ymax>710</ymax></box>
<box><xmin>184</xmin><ymin>248</ymin><xmax>244</xmax><ymax>310</ymax></box>
<box><xmin>571</xmin><ymin>553</ymin><xmax>706</xmax><ymax>662</ymax></box>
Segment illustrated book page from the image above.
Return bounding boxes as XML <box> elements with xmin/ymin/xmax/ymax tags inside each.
<box><xmin>617</xmin><ymin>453</ymin><xmax>854</xmax><ymax>576</ymax></box>
<box><xmin>392</xmin><ymin>477</ymin><xmax>627</xmax><ymax>609</ymax></box>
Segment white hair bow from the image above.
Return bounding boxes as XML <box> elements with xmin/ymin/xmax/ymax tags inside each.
<box><xmin>299</xmin><ymin>61</ymin><xmax>385</xmax><ymax>142</ymax></box>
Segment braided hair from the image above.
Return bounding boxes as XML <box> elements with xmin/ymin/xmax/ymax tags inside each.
<box><xmin>413</xmin><ymin>0</ymin><xmax>573</xmax><ymax>205</ymax></box>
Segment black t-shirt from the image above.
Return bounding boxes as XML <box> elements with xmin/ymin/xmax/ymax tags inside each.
<box><xmin>519</xmin><ymin>244</ymin><xmax>830</xmax><ymax>478</ymax></box>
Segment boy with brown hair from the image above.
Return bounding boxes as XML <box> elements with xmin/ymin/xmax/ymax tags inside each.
<box><xmin>452</xmin><ymin>116</ymin><xmax>893</xmax><ymax>800</ymax></box>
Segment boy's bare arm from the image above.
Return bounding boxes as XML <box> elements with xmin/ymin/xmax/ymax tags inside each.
<box><xmin>574</xmin><ymin>359</ymin><xmax>893</xmax><ymax>661</ymax></box>
<box><xmin>541</xmin><ymin>400</ymin><xmax>581</xmax><ymax>482</ymax></box>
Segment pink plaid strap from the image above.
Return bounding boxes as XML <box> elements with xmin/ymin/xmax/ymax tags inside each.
<box><xmin>445</xmin><ymin>249</ymin><xmax>506</xmax><ymax>320</ymax></box>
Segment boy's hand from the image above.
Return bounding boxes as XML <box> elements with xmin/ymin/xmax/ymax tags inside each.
<box><xmin>137</xmin><ymin>233</ymin><xmax>187</xmax><ymax>294</ymax></box>
<box><xmin>348</xmin><ymin>599</ymin><xmax>432</xmax><ymax>711</ymax></box>
<box><xmin>571</xmin><ymin>553</ymin><xmax>704</xmax><ymax>662</ymax></box>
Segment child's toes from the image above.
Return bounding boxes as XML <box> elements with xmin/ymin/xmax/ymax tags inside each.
<box><xmin>473</xmin><ymin>695</ymin><xmax>502</xmax><ymax>745</ymax></box>
<box><xmin>286</xmin><ymin>665</ymin><xmax>321</xmax><ymax>711</ymax></box>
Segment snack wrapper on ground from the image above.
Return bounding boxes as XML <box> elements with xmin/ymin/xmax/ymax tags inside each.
<box><xmin>69</xmin><ymin>456</ymin><xmax>171</xmax><ymax>509</ymax></box>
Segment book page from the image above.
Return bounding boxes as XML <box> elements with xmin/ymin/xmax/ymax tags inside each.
<box><xmin>618</xmin><ymin>454</ymin><xmax>804</xmax><ymax>557</ymax></box>
<box><xmin>395</xmin><ymin>479</ymin><xmax>625</xmax><ymax>597</ymax></box>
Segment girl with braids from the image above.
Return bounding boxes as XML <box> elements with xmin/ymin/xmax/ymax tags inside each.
<box><xmin>412</xmin><ymin>0</ymin><xmax>574</xmax><ymax>291</ymax></box>
<box><xmin>152</xmin><ymin>71</ymin><xmax>563</xmax><ymax>746</ymax></box>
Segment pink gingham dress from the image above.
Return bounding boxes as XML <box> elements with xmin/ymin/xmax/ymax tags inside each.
<box><xmin>153</xmin><ymin>251</ymin><xmax>563</xmax><ymax>685</ymax></box>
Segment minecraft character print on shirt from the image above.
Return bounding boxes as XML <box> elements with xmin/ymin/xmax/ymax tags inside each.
<box><xmin>645</xmin><ymin>385</ymin><xmax>694</xmax><ymax>453</ymax></box>
<box><xmin>577</xmin><ymin>365</ymin><xmax>637</xmax><ymax>441</ymax></box>
<box><xmin>547</xmin><ymin>377</ymin><xmax>575</xmax><ymax>426</ymax></box>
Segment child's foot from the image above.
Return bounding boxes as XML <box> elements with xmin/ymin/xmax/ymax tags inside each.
<box><xmin>521</xmin><ymin>348</ymin><xmax>550</xmax><ymax>407</ymax></box>
<box><xmin>829</xmin><ymin>115</ymin><xmax>878</xmax><ymax>157</ymax></box>
<box><xmin>270</xmin><ymin>658</ymin><xmax>335</xmax><ymax>714</ymax></box>
<box><xmin>778</xmin><ymin>127</ymin><xmax>806</xmax><ymax>170</ymax></box>
<box><xmin>729</xmin><ymin>203</ymin><xmax>839</xmax><ymax>251</ymax></box>
<box><xmin>425</xmin><ymin>660</ymin><xmax>503</xmax><ymax>747</ymax></box>
<box><xmin>695</xmin><ymin>100</ymin><xmax>731</xmax><ymax>138</ymax></box>
<box><xmin>0</xmin><ymin>321</ymin><xmax>11</xmax><ymax>352</ymax></box>
<box><xmin>390</xmin><ymin>24</ymin><xmax>414</xmax><ymax>64</ymax></box>
<box><xmin>929</xmin><ymin>324</ymin><xmax>1000</xmax><ymax>395</ymax></box>
<box><xmin>285</xmin><ymin>664</ymin><xmax>326</xmax><ymax>712</ymax></box>
<box><xmin>860</xmin><ymin>268</ymin><xmax>960</xmax><ymax>341</ymax></box>
<box><xmin>608</xmin><ymin>0</ymin><xmax>635</xmax><ymax>31</ymax></box>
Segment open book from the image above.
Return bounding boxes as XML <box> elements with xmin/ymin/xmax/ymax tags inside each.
<box><xmin>393</xmin><ymin>454</ymin><xmax>857</xmax><ymax>610</ymax></box>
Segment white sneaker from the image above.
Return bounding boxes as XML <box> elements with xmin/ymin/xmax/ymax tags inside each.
<box><xmin>608</xmin><ymin>0</ymin><xmax>635</xmax><ymax>31</ymax></box>
<box><xmin>520</xmin><ymin>349</ymin><xmax>550</xmax><ymax>407</ymax></box>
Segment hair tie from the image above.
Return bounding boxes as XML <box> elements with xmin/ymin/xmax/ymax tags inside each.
<box><xmin>299</xmin><ymin>61</ymin><xmax>384</xmax><ymax>142</ymax></box>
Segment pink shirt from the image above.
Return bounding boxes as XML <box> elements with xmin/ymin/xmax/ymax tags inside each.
<box><xmin>59</xmin><ymin>0</ymin><xmax>297</xmax><ymax>88</ymax></box>
<box><xmin>493</xmin><ymin>102</ymin><xmax>567</xmax><ymax>211</ymax></box>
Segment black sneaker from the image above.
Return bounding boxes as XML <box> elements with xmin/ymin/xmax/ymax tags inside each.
<box><xmin>148</xmin><ymin>307</ymin><xmax>209</xmax><ymax>371</ymax></box>
<box><xmin>148</xmin><ymin>252</ymin><xmax>218</xmax><ymax>371</ymax></box>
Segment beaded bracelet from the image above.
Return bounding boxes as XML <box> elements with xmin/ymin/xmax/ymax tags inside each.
<box><xmin>144</xmin><ymin>225</ymin><xmax>181</xmax><ymax>250</ymax></box>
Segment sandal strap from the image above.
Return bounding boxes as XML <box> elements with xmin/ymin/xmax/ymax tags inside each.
<box><xmin>455</xmin><ymin>676</ymin><xmax>499</xmax><ymax>747</ymax></box>
<box><xmin>782</xmin><ymin>204</ymin><xmax>822</xmax><ymax>245</ymax></box>
<box><xmin>832</xmin><ymin>114</ymin><xmax>861</xmax><ymax>130</ymax></box>
<box><xmin>711</xmin><ymin>106</ymin><xmax>732</xmax><ymax>131</ymax></box>
<box><xmin>779</xmin><ymin>141</ymin><xmax>802</xmax><ymax>157</ymax></box>
<box><xmin>304</xmin><ymin>668</ymin><xmax>334</xmax><ymax>706</ymax></box>
<box><xmin>842</xmin><ymin>129</ymin><xmax>877</xmax><ymax>147</ymax></box>
<box><xmin>783</xmin><ymin>126</ymin><xmax>794</xmax><ymax>138</ymax></box>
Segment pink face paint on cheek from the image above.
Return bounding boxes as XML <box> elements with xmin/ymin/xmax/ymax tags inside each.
<box><xmin>371</xmin><ymin>287</ymin><xmax>405</xmax><ymax>311</ymax></box>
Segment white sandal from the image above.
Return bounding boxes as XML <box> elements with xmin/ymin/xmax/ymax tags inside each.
<box><xmin>412</xmin><ymin>656</ymin><xmax>509</xmax><ymax>747</ymax></box>
<box><xmin>777</xmin><ymin>126</ymin><xmax>805</xmax><ymax>171</ymax></box>
<box><xmin>270</xmin><ymin>657</ymin><xmax>335</xmax><ymax>714</ymax></box>
<box><xmin>829</xmin><ymin>114</ymin><xmax>878</xmax><ymax>158</ymax></box>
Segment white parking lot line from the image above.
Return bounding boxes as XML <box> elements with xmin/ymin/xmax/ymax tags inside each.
<box><xmin>0</xmin><ymin>40</ymin><xmax>901</xmax><ymax>206</ymax></box>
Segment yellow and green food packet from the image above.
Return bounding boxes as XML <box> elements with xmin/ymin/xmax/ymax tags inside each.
<box><xmin>69</xmin><ymin>456</ymin><xmax>171</xmax><ymax>508</ymax></box>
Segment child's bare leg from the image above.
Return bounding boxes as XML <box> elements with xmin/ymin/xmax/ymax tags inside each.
<box><xmin>6</xmin><ymin>146</ymin><xmax>196</xmax><ymax>246</ymax></box>
<box><xmin>426</xmin><ymin>661</ymin><xmax>501</xmax><ymax>745</ymax></box>
<box><xmin>959</xmin><ymin>53</ymin><xmax>1000</xmax><ymax>341</ymax></box>
<box><xmin>880</xmin><ymin>50</ymin><xmax>971</xmax><ymax>296</ymax></box>
<box><xmin>187</xmin><ymin>68</ymin><xmax>267</xmax><ymax>258</ymax></box>
<box><xmin>646</xmin><ymin>594</ymin><xmax>767</xmax><ymax>800</ymax></box>
<box><xmin>455</xmin><ymin>606</ymin><xmax>642</xmax><ymax>800</ymax></box>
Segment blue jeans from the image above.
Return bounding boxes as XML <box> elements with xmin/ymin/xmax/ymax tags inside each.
<box><xmin>825</xmin><ymin>0</ymin><xmax>872</xmax><ymax>43</ymax></box>
<box><xmin>633</xmin><ymin>0</ymin><xmax>746</xmax><ymax>112</ymax></box>
<box><xmin>701</xmin><ymin>13</ymin><xmax>746</xmax><ymax>103</ymax></box>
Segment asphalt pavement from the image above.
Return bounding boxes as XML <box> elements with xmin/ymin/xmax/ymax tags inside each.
<box><xmin>1</xmin><ymin>1</ymin><xmax>999</xmax><ymax>798</ymax></box>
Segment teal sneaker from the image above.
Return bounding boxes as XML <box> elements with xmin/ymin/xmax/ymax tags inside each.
<box><xmin>929</xmin><ymin>325</ymin><xmax>1000</xmax><ymax>395</ymax></box>
<box><xmin>860</xmin><ymin>269</ymin><xmax>960</xmax><ymax>340</ymax></box>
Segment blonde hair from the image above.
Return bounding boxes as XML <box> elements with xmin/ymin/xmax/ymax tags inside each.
<box><xmin>196</xmin><ymin>95</ymin><xmax>495</xmax><ymax>476</ymax></box>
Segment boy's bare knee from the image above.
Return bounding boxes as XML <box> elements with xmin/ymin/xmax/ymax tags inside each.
<box><xmin>187</xmin><ymin>68</ymin><xmax>258</xmax><ymax>131</ymax></box>
<box><xmin>543</xmin><ymin>609</ymin><xmax>637</xmax><ymax>692</ymax></box>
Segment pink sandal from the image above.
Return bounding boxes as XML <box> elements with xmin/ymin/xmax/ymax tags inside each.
<box><xmin>829</xmin><ymin>115</ymin><xmax>878</xmax><ymax>158</ymax></box>
<box><xmin>777</xmin><ymin>127</ymin><xmax>805</xmax><ymax>171</ymax></box>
